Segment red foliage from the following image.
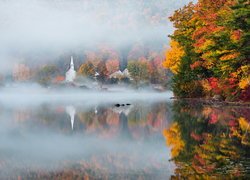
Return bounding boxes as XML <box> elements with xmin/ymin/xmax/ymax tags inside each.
<box><xmin>231</xmin><ymin>30</ymin><xmax>241</xmax><ymax>41</ymax></box>
<box><xmin>191</xmin><ymin>132</ymin><xmax>202</xmax><ymax>141</ymax></box>
<box><xmin>221</xmin><ymin>76</ymin><xmax>239</xmax><ymax>98</ymax></box>
<box><xmin>106</xmin><ymin>59</ymin><xmax>120</xmax><ymax>75</ymax></box>
<box><xmin>190</xmin><ymin>61</ymin><xmax>202</xmax><ymax>70</ymax></box>
<box><xmin>153</xmin><ymin>56</ymin><xmax>163</xmax><ymax>67</ymax></box>
<box><xmin>228</xmin><ymin>119</ymin><xmax>237</xmax><ymax>127</ymax></box>
<box><xmin>193</xmin><ymin>37</ymin><xmax>206</xmax><ymax>48</ymax></box>
<box><xmin>194</xmin><ymin>154</ymin><xmax>206</xmax><ymax>166</ymax></box>
<box><xmin>193</xmin><ymin>25</ymin><xmax>224</xmax><ymax>42</ymax></box>
<box><xmin>208</xmin><ymin>77</ymin><xmax>221</xmax><ymax>94</ymax></box>
<box><xmin>208</xmin><ymin>113</ymin><xmax>218</xmax><ymax>124</ymax></box>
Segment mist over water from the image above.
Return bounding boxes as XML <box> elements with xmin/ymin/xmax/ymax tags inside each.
<box><xmin>0</xmin><ymin>0</ymin><xmax>206</xmax><ymax>179</ymax></box>
<box><xmin>0</xmin><ymin>84</ymin><xmax>173</xmax><ymax>105</ymax></box>
<box><xmin>0</xmin><ymin>91</ymin><xmax>174</xmax><ymax>178</ymax></box>
<box><xmin>0</xmin><ymin>84</ymin><xmax>249</xmax><ymax>178</ymax></box>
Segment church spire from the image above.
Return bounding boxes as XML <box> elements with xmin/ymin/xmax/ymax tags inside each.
<box><xmin>65</xmin><ymin>55</ymin><xmax>76</xmax><ymax>82</ymax></box>
<box><xmin>70</xmin><ymin>56</ymin><xmax>74</xmax><ymax>69</ymax></box>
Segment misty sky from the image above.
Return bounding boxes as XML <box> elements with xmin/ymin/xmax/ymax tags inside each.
<box><xmin>0</xmin><ymin>0</ymin><xmax>194</xmax><ymax>72</ymax></box>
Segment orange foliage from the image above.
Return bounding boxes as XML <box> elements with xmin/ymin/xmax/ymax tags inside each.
<box><xmin>53</xmin><ymin>76</ymin><xmax>65</xmax><ymax>83</ymax></box>
<box><xmin>106</xmin><ymin>59</ymin><xmax>120</xmax><ymax>75</ymax></box>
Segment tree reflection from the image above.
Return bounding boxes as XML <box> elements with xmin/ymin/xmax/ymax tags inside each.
<box><xmin>0</xmin><ymin>102</ymin><xmax>172</xmax><ymax>179</ymax></box>
<box><xmin>163</xmin><ymin>100</ymin><xmax>250</xmax><ymax>178</ymax></box>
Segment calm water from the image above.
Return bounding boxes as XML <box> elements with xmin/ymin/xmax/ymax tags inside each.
<box><xmin>0</xmin><ymin>91</ymin><xmax>249</xmax><ymax>179</ymax></box>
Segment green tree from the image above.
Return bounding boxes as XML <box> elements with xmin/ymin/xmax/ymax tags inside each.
<box><xmin>167</xmin><ymin>2</ymin><xmax>204</xmax><ymax>97</ymax></box>
<box><xmin>230</xmin><ymin>0</ymin><xmax>250</xmax><ymax>58</ymax></box>
<box><xmin>36</xmin><ymin>65</ymin><xmax>59</xmax><ymax>86</ymax></box>
<box><xmin>127</xmin><ymin>60</ymin><xmax>149</xmax><ymax>87</ymax></box>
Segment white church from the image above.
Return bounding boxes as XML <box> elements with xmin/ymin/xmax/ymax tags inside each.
<box><xmin>64</xmin><ymin>56</ymin><xmax>132</xmax><ymax>86</ymax></box>
<box><xmin>65</xmin><ymin>56</ymin><xmax>76</xmax><ymax>83</ymax></box>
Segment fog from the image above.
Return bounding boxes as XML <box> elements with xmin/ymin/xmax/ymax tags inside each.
<box><xmin>0</xmin><ymin>1</ymin><xmax>184</xmax><ymax>177</ymax></box>
<box><xmin>0</xmin><ymin>83</ymin><xmax>173</xmax><ymax>107</ymax></box>
<box><xmin>0</xmin><ymin>130</ymin><xmax>173</xmax><ymax>175</ymax></box>
<box><xmin>0</xmin><ymin>90</ymin><xmax>174</xmax><ymax>177</ymax></box>
<box><xmin>0</xmin><ymin>0</ymin><xmax>194</xmax><ymax>72</ymax></box>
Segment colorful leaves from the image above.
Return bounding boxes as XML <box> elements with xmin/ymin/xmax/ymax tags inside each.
<box><xmin>163</xmin><ymin>40</ymin><xmax>185</xmax><ymax>74</ymax></box>
<box><xmin>167</xmin><ymin>0</ymin><xmax>249</xmax><ymax>101</ymax></box>
<box><xmin>163</xmin><ymin>122</ymin><xmax>185</xmax><ymax>157</ymax></box>
<box><xmin>239</xmin><ymin>76</ymin><xmax>250</xmax><ymax>89</ymax></box>
<box><xmin>238</xmin><ymin>117</ymin><xmax>249</xmax><ymax>132</ymax></box>
<box><xmin>208</xmin><ymin>113</ymin><xmax>218</xmax><ymax>124</ymax></box>
<box><xmin>78</xmin><ymin>61</ymin><xmax>95</xmax><ymax>78</ymax></box>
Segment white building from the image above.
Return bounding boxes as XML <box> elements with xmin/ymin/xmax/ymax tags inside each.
<box><xmin>109</xmin><ymin>70</ymin><xmax>123</xmax><ymax>79</ymax></box>
<box><xmin>65</xmin><ymin>56</ymin><xmax>76</xmax><ymax>82</ymax></box>
<box><xmin>109</xmin><ymin>68</ymin><xmax>132</xmax><ymax>80</ymax></box>
<box><xmin>122</xmin><ymin>68</ymin><xmax>132</xmax><ymax>80</ymax></box>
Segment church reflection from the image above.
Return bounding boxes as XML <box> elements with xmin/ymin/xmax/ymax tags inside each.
<box><xmin>65</xmin><ymin>105</ymin><xmax>76</xmax><ymax>130</ymax></box>
<box><xmin>6</xmin><ymin>102</ymin><xmax>170</xmax><ymax>140</ymax></box>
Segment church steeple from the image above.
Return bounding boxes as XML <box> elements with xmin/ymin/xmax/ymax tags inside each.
<box><xmin>70</xmin><ymin>56</ymin><xmax>74</xmax><ymax>69</ymax></box>
<box><xmin>65</xmin><ymin>56</ymin><xmax>76</xmax><ymax>82</ymax></box>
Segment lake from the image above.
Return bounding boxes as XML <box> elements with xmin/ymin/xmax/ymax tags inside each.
<box><xmin>0</xmin><ymin>90</ymin><xmax>249</xmax><ymax>179</ymax></box>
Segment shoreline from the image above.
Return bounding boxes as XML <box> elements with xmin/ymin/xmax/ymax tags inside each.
<box><xmin>171</xmin><ymin>97</ymin><xmax>250</xmax><ymax>107</ymax></box>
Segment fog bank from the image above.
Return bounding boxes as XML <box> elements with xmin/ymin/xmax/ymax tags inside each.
<box><xmin>0</xmin><ymin>0</ymin><xmax>194</xmax><ymax>72</ymax></box>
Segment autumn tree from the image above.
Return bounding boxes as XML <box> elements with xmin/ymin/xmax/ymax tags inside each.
<box><xmin>78</xmin><ymin>61</ymin><xmax>95</xmax><ymax>79</ymax></box>
<box><xmin>35</xmin><ymin>65</ymin><xmax>59</xmax><ymax>86</ymax></box>
<box><xmin>167</xmin><ymin>2</ymin><xmax>204</xmax><ymax>97</ymax></box>
<box><xmin>166</xmin><ymin>0</ymin><xmax>250</xmax><ymax>100</ymax></box>
<box><xmin>96</xmin><ymin>61</ymin><xmax>109</xmax><ymax>87</ymax></box>
<box><xmin>163</xmin><ymin>40</ymin><xmax>184</xmax><ymax>74</ymax></box>
<box><xmin>106</xmin><ymin>59</ymin><xmax>120</xmax><ymax>75</ymax></box>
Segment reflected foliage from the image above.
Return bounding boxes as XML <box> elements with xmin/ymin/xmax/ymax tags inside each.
<box><xmin>163</xmin><ymin>100</ymin><xmax>250</xmax><ymax>178</ymax></box>
<box><xmin>0</xmin><ymin>102</ymin><xmax>172</xmax><ymax>179</ymax></box>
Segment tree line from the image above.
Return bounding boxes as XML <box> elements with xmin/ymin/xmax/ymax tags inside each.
<box><xmin>163</xmin><ymin>0</ymin><xmax>249</xmax><ymax>101</ymax></box>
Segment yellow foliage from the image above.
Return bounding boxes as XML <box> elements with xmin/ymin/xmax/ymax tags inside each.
<box><xmin>163</xmin><ymin>40</ymin><xmax>184</xmax><ymax>74</ymax></box>
<box><xmin>220</xmin><ymin>64</ymin><xmax>234</xmax><ymax>73</ymax></box>
<box><xmin>200</xmin><ymin>79</ymin><xmax>212</xmax><ymax>93</ymax></box>
<box><xmin>239</xmin><ymin>76</ymin><xmax>250</xmax><ymax>89</ymax></box>
<box><xmin>238</xmin><ymin>117</ymin><xmax>249</xmax><ymax>132</ymax></box>
<box><xmin>240</xmin><ymin>65</ymin><xmax>250</xmax><ymax>74</ymax></box>
<box><xmin>199</xmin><ymin>39</ymin><xmax>215</xmax><ymax>52</ymax></box>
<box><xmin>163</xmin><ymin>122</ymin><xmax>185</xmax><ymax>157</ymax></box>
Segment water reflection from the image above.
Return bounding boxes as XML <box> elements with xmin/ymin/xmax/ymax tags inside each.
<box><xmin>164</xmin><ymin>100</ymin><xmax>250</xmax><ymax>179</ymax></box>
<box><xmin>66</xmin><ymin>105</ymin><xmax>76</xmax><ymax>130</ymax></box>
<box><xmin>1</xmin><ymin>97</ymin><xmax>249</xmax><ymax>179</ymax></box>
<box><xmin>0</xmin><ymin>100</ymin><xmax>173</xmax><ymax>179</ymax></box>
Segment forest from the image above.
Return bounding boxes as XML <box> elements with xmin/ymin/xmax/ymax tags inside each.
<box><xmin>163</xmin><ymin>0</ymin><xmax>249</xmax><ymax>101</ymax></box>
<box><xmin>0</xmin><ymin>0</ymin><xmax>249</xmax><ymax>179</ymax></box>
<box><xmin>1</xmin><ymin>0</ymin><xmax>194</xmax><ymax>89</ymax></box>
